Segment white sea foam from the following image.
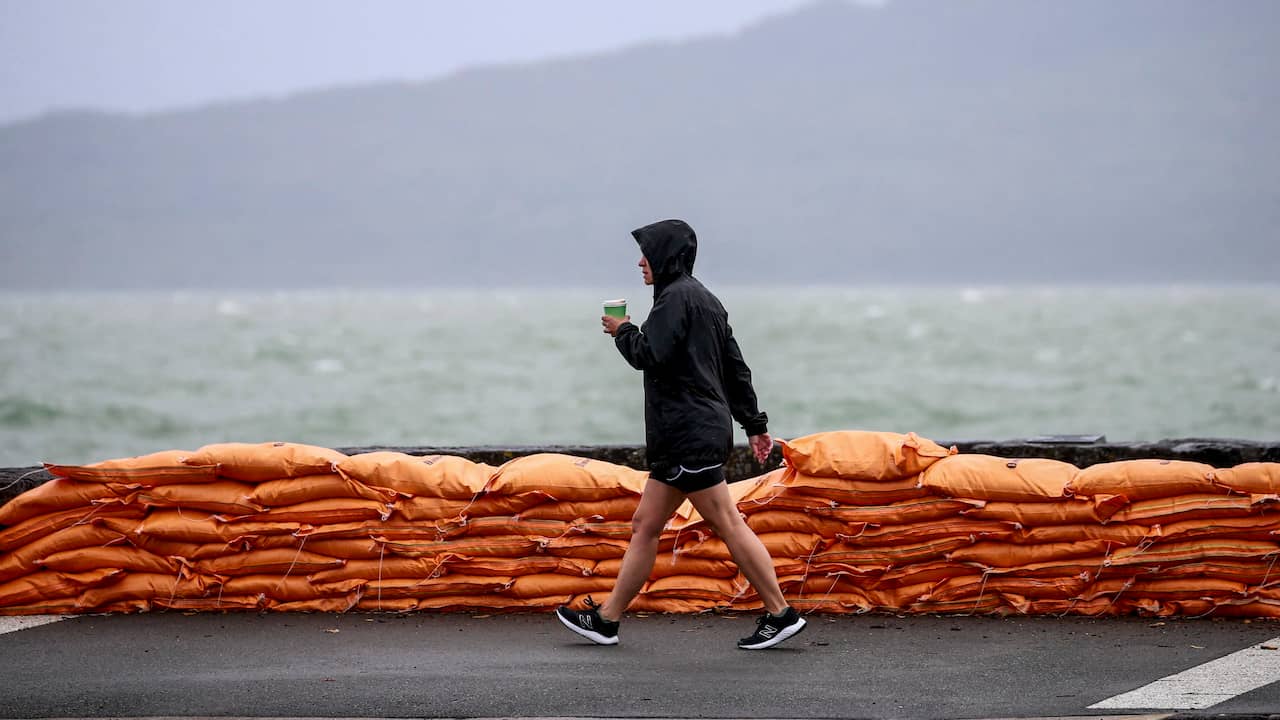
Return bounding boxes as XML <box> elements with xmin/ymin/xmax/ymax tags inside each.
<box><xmin>311</xmin><ymin>358</ymin><xmax>345</xmax><ymax>374</ymax></box>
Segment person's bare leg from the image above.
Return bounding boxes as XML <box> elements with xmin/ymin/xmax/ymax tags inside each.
<box><xmin>597</xmin><ymin>478</ymin><xmax>686</xmax><ymax>622</ymax></box>
<box><xmin>687</xmin><ymin>481</ymin><xmax>788</xmax><ymax>615</ymax></box>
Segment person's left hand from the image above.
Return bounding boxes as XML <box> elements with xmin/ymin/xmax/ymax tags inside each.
<box><xmin>748</xmin><ymin>433</ymin><xmax>774</xmax><ymax>464</ymax></box>
<box><xmin>602</xmin><ymin>314</ymin><xmax>629</xmax><ymax>337</ymax></box>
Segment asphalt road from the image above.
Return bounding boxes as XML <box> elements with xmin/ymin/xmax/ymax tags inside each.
<box><xmin>2</xmin><ymin>611</ymin><xmax>1279</xmax><ymax>719</ymax></box>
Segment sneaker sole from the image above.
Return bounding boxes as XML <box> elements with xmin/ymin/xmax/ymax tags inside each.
<box><xmin>556</xmin><ymin>609</ymin><xmax>619</xmax><ymax>646</ymax></box>
<box><xmin>738</xmin><ymin>617</ymin><xmax>807</xmax><ymax>650</ymax></box>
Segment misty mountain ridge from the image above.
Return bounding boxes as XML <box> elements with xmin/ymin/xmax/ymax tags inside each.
<box><xmin>2</xmin><ymin>0</ymin><xmax>1277</xmax><ymax>290</ymax></box>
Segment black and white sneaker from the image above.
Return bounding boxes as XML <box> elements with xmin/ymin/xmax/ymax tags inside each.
<box><xmin>737</xmin><ymin>606</ymin><xmax>806</xmax><ymax>650</ymax></box>
<box><xmin>555</xmin><ymin>598</ymin><xmax>619</xmax><ymax>646</ymax></box>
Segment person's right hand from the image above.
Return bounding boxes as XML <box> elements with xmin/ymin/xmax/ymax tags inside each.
<box><xmin>748</xmin><ymin>433</ymin><xmax>774</xmax><ymax>464</ymax></box>
<box><xmin>602</xmin><ymin>314</ymin><xmax>629</xmax><ymax>337</ymax></box>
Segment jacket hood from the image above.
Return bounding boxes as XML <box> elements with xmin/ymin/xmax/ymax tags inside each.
<box><xmin>632</xmin><ymin>219</ymin><xmax>697</xmax><ymax>285</ymax></box>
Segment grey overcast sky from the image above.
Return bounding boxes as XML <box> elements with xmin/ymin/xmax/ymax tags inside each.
<box><xmin>0</xmin><ymin>0</ymin><xmax>841</xmax><ymax>124</ymax></box>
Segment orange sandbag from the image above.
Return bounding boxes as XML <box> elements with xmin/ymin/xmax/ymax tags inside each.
<box><xmin>862</xmin><ymin>581</ymin><xmax>939</xmax><ymax>609</ymax></box>
<box><xmin>301</xmin><ymin>537</ymin><xmax>386</xmax><ymax>560</ymax></box>
<box><xmin>626</xmin><ymin>595</ymin><xmax>717</xmax><ymax>614</ymax></box>
<box><xmin>1166</xmin><ymin>598</ymin><xmax>1280</xmax><ymax>619</ymax></box>
<box><xmin>196</xmin><ymin>548</ymin><xmax>346</xmax><ymax>576</ymax></box>
<box><xmin>744</xmin><ymin>511</ymin><xmax>850</xmax><ymax>537</ymax></box>
<box><xmin>926</xmin><ymin>574</ymin><xmax>1089</xmax><ymax>601</ymax></box>
<box><xmin>507</xmin><ymin>573</ymin><xmax>614</xmax><ymax>599</ymax></box>
<box><xmin>644</xmin><ymin>574</ymin><xmax>742</xmax><ymax>603</ymax></box>
<box><xmin>365</xmin><ymin>574</ymin><xmax>514</xmax><ymax>598</ymax></box>
<box><xmin>1067</xmin><ymin>459</ymin><xmax>1221</xmax><ymax>501</ymax></box>
<box><xmin>1018</xmin><ymin>523</ymin><xmax>1150</xmax><ymax>545</ymax></box>
<box><xmin>961</xmin><ymin>497</ymin><xmax>1126</xmax><ymax>526</ymax></box>
<box><xmin>77</xmin><ymin>571</ymin><xmax>215</xmax><ymax>609</ymax></box>
<box><xmin>778</xmin><ymin>430</ymin><xmax>955</xmax><ymax>481</ymax></box>
<box><xmin>182</xmin><ymin>442</ymin><xmax>347</xmax><ymax>482</ymax></box>
<box><xmin>840</xmin><ymin>518</ymin><xmax>1018</xmax><ymax>547</ymax></box>
<box><xmin>1086</xmin><ymin>577</ymin><xmax>1248</xmax><ymax>601</ymax></box>
<box><xmin>0</xmin><ymin>524</ymin><xmax>126</xmax><ymax>583</ymax></box>
<box><xmin>815</xmin><ymin>537</ymin><xmax>972</xmax><ymax>568</ymax></box>
<box><xmin>45</xmin><ymin>449</ymin><xmax>218</xmax><ymax>485</ymax></box>
<box><xmin>1105</xmin><ymin>539</ymin><xmax>1280</xmax><ymax>567</ymax></box>
<box><xmin>1142</xmin><ymin>560</ymin><xmax>1280</xmax><ymax>585</ymax></box>
<box><xmin>519</xmin><ymin>496</ymin><xmax>639</xmax><ymax>521</ymax></box>
<box><xmin>308</xmin><ymin>557</ymin><xmax>444</xmax><ymax>582</ymax></box>
<box><xmin>780</xmin><ymin>471</ymin><xmax>928</xmax><ymax>506</ymax></box>
<box><xmin>566</xmin><ymin>520</ymin><xmax>636</xmax><ymax>540</ymax></box>
<box><xmin>871</xmin><ymin>561</ymin><xmax>975</xmax><ymax>588</ymax></box>
<box><xmin>948</xmin><ymin>540</ymin><xmax>1113</xmax><ymax>567</ymax></box>
<box><xmin>222</xmin><ymin>575</ymin><xmax>364</xmax><ymax>601</ymax></box>
<box><xmin>676</xmin><ymin>531</ymin><xmax>821</xmax><ymax>562</ymax></box>
<box><xmin>543</xmin><ymin>535</ymin><xmax>631</xmax><ymax>559</ymax></box>
<box><xmin>265</xmin><ymin>596</ymin><xmax>360</xmax><ymax>612</ymax></box>
<box><xmin>128</xmin><ymin>535</ymin><xmax>245</xmax><ymax>561</ymax></box>
<box><xmin>790</xmin><ymin>596</ymin><xmax>867</xmax><ymax>614</ymax></box>
<box><xmin>0</xmin><ymin>568</ymin><xmax>121</xmax><ymax>606</ymax></box>
<box><xmin>0</xmin><ymin>503</ymin><xmax>144</xmax><ymax>552</ymax></box>
<box><xmin>1110</xmin><ymin>493</ymin><xmax>1262</xmax><ymax>525</ymax></box>
<box><xmin>393</xmin><ymin>492</ymin><xmax>549</xmax><ymax>522</ymax></box>
<box><xmin>0</xmin><ymin>598</ymin><xmax>83</xmax><ymax>615</ymax></box>
<box><xmin>1155</xmin><ymin>516</ymin><xmax>1280</xmax><ymax>543</ymax></box>
<box><xmin>335</xmin><ymin>453</ymin><xmax>492</xmax><ymax>499</ymax></box>
<box><xmin>244</xmin><ymin>498</ymin><xmax>391</xmax><ymax>524</ymax></box>
<box><xmin>487</xmin><ymin>454</ymin><xmax>647</xmax><ymax>501</ymax></box>
<box><xmin>909</xmin><ymin>595</ymin><xmax>1009</xmax><ymax>615</ymax></box>
<box><xmin>308</xmin><ymin>519</ymin><xmax>454</xmax><ymax>542</ymax></box>
<box><xmin>437</xmin><ymin>555</ymin><xmax>593</xmax><ymax>578</ymax></box>
<box><xmin>1211</xmin><ymin>463</ymin><xmax>1280</xmax><ymax>495</ymax></box>
<box><xmin>595</xmin><ymin>555</ymin><xmax>738</xmax><ymax>580</ymax></box>
<box><xmin>1006</xmin><ymin>596</ymin><xmax>1129</xmax><ymax>617</ymax></box>
<box><xmin>812</xmin><ymin>497</ymin><xmax>982</xmax><ymax>525</ymax></box>
<box><xmin>355</xmin><ymin>596</ymin><xmax>420</xmax><ymax>612</ymax></box>
<box><xmin>985</xmin><ymin>558</ymin><xmax>1102</xmax><ymax>581</ymax></box>
<box><xmin>415</xmin><ymin>594</ymin><xmax>568</xmax><ymax>612</ymax></box>
<box><xmin>37</xmin><ymin>546</ymin><xmax>179</xmax><ymax>575</ymax></box>
<box><xmin>0</xmin><ymin>478</ymin><xmax>130</xmax><ymax>526</ymax></box>
<box><xmin>137</xmin><ymin>481</ymin><xmax>262</xmax><ymax>516</ymax></box>
<box><xmin>920</xmin><ymin>455</ymin><xmax>1077</xmax><ymax>503</ymax></box>
<box><xmin>249</xmin><ymin>473</ymin><xmax>397</xmax><ymax>506</ymax></box>
<box><xmin>383</xmin><ymin>535</ymin><xmax>543</xmax><ymax>559</ymax></box>
<box><xmin>462</xmin><ymin>516</ymin><xmax>568</xmax><ymax>538</ymax></box>
<box><xmin>128</xmin><ymin>510</ymin><xmax>303</xmax><ymax>544</ymax></box>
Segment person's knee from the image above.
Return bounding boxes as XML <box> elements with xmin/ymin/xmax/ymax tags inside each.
<box><xmin>702</xmin><ymin>509</ymin><xmax>748</xmax><ymax>539</ymax></box>
<box><xmin>631</xmin><ymin>512</ymin><xmax>667</xmax><ymax>540</ymax></box>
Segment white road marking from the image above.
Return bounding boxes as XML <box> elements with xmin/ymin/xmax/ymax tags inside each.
<box><xmin>0</xmin><ymin>615</ymin><xmax>69</xmax><ymax>635</ymax></box>
<box><xmin>1089</xmin><ymin>636</ymin><xmax>1280</xmax><ymax>710</ymax></box>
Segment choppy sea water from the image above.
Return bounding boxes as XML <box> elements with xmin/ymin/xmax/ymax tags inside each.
<box><xmin>0</xmin><ymin>286</ymin><xmax>1276</xmax><ymax>467</ymax></box>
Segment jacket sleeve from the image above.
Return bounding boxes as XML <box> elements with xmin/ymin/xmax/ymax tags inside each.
<box><xmin>614</xmin><ymin>291</ymin><xmax>688</xmax><ymax>371</ymax></box>
<box><xmin>723</xmin><ymin>323</ymin><xmax>769</xmax><ymax>436</ymax></box>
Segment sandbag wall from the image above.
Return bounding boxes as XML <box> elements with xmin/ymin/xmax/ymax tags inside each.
<box><xmin>1</xmin><ymin>434</ymin><xmax>1279</xmax><ymax>617</ymax></box>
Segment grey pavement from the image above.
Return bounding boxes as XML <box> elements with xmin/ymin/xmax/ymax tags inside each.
<box><xmin>1</xmin><ymin>612</ymin><xmax>1279</xmax><ymax>719</ymax></box>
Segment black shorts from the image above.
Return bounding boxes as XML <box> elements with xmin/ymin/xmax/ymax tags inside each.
<box><xmin>653</xmin><ymin>463</ymin><xmax>726</xmax><ymax>494</ymax></box>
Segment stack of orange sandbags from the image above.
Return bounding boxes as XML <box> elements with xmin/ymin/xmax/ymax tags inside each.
<box><xmin>618</xmin><ymin>432</ymin><xmax>970</xmax><ymax>615</ymax></box>
<box><xmin>0</xmin><ymin>443</ymin><xmax>661</xmax><ymax>614</ymax></box>
<box><xmin>5</xmin><ymin>434</ymin><xmax>1280</xmax><ymax>618</ymax></box>
<box><xmin>617</xmin><ymin>432</ymin><xmax>1280</xmax><ymax>619</ymax></box>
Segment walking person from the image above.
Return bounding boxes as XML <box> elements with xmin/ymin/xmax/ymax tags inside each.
<box><xmin>555</xmin><ymin>218</ymin><xmax>805</xmax><ymax>650</ymax></box>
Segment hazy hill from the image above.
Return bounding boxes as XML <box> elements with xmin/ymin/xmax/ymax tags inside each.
<box><xmin>2</xmin><ymin>0</ymin><xmax>1277</xmax><ymax>290</ymax></box>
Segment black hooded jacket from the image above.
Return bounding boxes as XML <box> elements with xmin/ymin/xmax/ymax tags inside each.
<box><xmin>614</xmin><ymin>219</ymin><xmax>769</xmax><ymax>479</ymax></box>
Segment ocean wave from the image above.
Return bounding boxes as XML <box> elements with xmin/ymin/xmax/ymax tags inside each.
<box><xmin>0</xmin><ymin>396</ymin><xmax>64</xmax><ymax>427</ymax></box>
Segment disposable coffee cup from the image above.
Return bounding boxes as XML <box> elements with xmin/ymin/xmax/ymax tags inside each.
<box><xmin>603</xmin><ymin>298</ymin><xmax>628</xmax><ymax>318</ymax></box>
